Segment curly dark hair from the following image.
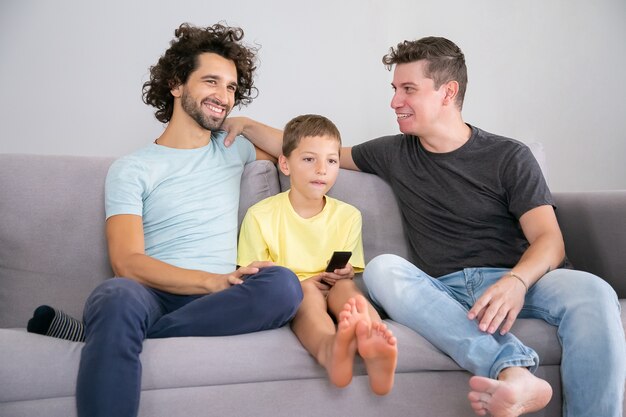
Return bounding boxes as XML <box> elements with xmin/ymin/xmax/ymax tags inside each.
<box><xmin>142</xmin><ymin>23</ymin><xmax>258</xmax><ymax>123</ymax></box>
<box><xmin>383</xmin><ymin>37</ymin><xmax>467</xmax><ymax>110</ymax></box>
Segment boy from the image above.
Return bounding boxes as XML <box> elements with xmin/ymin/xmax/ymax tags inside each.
<box><xmin>237</xmin><ymin>114</ymin><xmax>397</xmax><ymax>395</ymax></box>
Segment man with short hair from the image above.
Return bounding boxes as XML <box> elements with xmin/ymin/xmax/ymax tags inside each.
<box><xmin>224</xmin><ymin>36</ymin><xmax>625</xmax><ymax>417</ymax></box>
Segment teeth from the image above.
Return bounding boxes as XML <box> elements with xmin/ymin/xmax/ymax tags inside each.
<box><xmin>397</xmin><ymin>114</ymin><xmax>411</xmax><ymax>119</ymax></box>
<box><xmin>208</xmin><ymin>104</ymin><xmax>223</xmax><ymax>113</ymax></box>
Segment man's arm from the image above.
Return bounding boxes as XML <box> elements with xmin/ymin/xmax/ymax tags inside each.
<box><xmin>340</xmin><ymin>146</ymin><xmax>359</xmax><ymax>171</ymax></box>
<box><xmin>222</xmin><ymin>116</ymin><xmax>361</xmax><ymax>171</ymax></box>
<box><xmin>222</xmin><ymin>117</ymin><xmax>283</xmax><ymax>158</ymax></box>
<box><xmin>106</xmin><ymin>214</ymin><xmax>271</xmax><ymax>295</ymax></box>
<box><xmin>468</xmin><ymin>205</ymin><xmax>565</xmax><ymax>335</ymax></box>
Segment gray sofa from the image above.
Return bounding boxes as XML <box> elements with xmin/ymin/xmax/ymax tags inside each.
<box><xmin>1</xmin><ymin>153</ymin><xmax>624</xmax><ymax>417</ymax></box>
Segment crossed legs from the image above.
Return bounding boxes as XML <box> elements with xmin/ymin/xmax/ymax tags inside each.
<box><xmin>364</xmin><ymin>254</ymin><xmax>554</xmax><ymax>416</ymax></box>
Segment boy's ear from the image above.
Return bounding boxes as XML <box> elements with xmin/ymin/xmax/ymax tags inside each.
<box><xmin>278</xmin><ymin>155</ymin><xmax>290</xmax><ymax>176</ymax></box>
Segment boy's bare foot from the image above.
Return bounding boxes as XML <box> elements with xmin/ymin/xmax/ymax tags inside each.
<box><xmin>467</xmin><ymin>367</ymin><xmax>552</xmax><ymax>417</ymax></box>
<box><xmin>356</xmin><ymin>320</ymin><xmax>398</xmax><ymax>395</ymax></box>
<box><xmin>337</xmin><ymin>295</ymin><xmax>372</xmax><ymax>327</ymax></box>
<box><xmin>325</xmin><ymin>296</ymin><xmax>370</xmax><ymax>387</ymax></box>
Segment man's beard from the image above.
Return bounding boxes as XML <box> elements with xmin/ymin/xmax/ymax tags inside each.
<box><xmin>181</xmin><ymin>91</ymin><xmax>230</xmax><ymax>131</ymax></box>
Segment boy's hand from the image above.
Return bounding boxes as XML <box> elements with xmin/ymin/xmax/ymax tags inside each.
<box><xmin>321</xmin><ymin>263</ymin><xmax>354</xmax><ymax>286</ymax></box>
<box><xmin>308</xmin><ymin>274</ymin><xmax>331</xmax><ymax>296</ymax></box>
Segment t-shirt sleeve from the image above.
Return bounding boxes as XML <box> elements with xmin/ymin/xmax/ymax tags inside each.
<box><xmin>237</xmin><ymin>209</ymin><xmax>271</xmax><ymax>267</ymax></box>
<box><xmin>105</xmin><ymin>158</ymin><xmax>147</xmax><ymax>219</ymax></box>
<box><xmin>351</xmin><ymin>136</ymin><xmax>398</xmax><ymax>181</ymax></box>
<box><xmin>503</xmin><ymin>145</ymin><xmax>554</xmax><ymax>219</ymax></box>
<box><xmin>233</xmin><ymin>135</ymin><xmax>256</xmax><ymax>164</ymax></box>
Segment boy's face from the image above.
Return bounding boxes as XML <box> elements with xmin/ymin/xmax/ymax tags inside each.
<box><xmin>279</xmin><ymin>135</ymin><xmax>340</xmax><ymax>202</ymax></box>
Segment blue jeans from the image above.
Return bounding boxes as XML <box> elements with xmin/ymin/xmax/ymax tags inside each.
<box><xmin>364</xmin><ymin>254</ymin><xmax>625</xmax><ymax>417</ymax></box>
<box><xmin>76</xmin><ymin>266</ymin><xmax>303</xmax><ymax>417</ymax></box>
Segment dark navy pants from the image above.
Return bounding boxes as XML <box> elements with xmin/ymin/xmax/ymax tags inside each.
<box><xmin>76</xmin><ymin>266</ymin><xmax>302</xmax><ymax>417</ymax></box>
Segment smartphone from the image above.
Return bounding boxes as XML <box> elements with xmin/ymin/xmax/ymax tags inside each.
<box><xmin>325</xmin><ymin>251</ymin><xmax>352</xmax><ymax>272</ymax></box>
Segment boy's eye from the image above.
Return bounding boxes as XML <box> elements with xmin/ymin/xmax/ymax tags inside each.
<box><xmin>303</xmin><ymin>157</ymin><xmax>314</xmax><ymax>162</ymax></box>
<box><xmin>329</xmin><ymin>159</ymin><xmax>338</xmax><ymax>164</ymax></box>
<box><xmin>227</xmin><ymin>85</ymin><xmax>237</xmax><ymax>92</ymax></box>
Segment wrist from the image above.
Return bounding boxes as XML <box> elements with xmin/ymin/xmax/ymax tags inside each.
<box><xmin>507</xmin><ymin>271</ymin><xmax>528</xmax><ymax>292</ymax></box>
<box><xmin>239</xmin><ymin>117</ymin><xmax>253</xmax><ymax>137</ymax></box>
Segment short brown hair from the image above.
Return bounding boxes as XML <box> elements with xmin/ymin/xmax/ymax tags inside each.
<box><xmin>383</xmin><ymin>36</ymin><xmax>467</xmax><ymax>109</ymax></box>
<box><xmin>282</xmin><ymin>114</ymin><xmax>341</xmax><ymax>157</ymax></box>
<box><xmin>142</xmin><ymin>23</ymin><xmax>258</xmax><ymax>124</ymax></box>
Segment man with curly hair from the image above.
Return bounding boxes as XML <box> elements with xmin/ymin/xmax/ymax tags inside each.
<box><xmin>46</xmin><ymin>23</ymin><xmax>303</xmax><ymax>417</ymax></box>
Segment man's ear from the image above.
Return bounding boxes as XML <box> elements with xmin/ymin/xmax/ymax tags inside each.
<box><xmin>278</xmin><ymin>155</ymin><xmax>290</xmax><ymax>176</ymax></box>
<box><xmin>170</xmin><ymin>84</ymin><xmax>182</xmax><ymax>98</ymax></box>
<box><xmin>169</xmin><ymin>78</ymin><xmax>183</xmax><ymax>98</ymax></box>
<box><xmin>442</xmin><ymin>80</ymin><xmax>459</xmax><ymax>106</ymax></box>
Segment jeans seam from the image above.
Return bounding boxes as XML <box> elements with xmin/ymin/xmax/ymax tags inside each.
<box><xmin>521</xmin><ymin>305</ymin><xmax>561</xmax><ymax>327</ymax></box>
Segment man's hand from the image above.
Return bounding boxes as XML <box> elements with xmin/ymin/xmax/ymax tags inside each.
<box><xmin>467</xmin><ymin>274</ymin><xmax>527</xmax><ymax>335</ymax></box>
<box><xmin>220</xmin><ymin>117</ymin><xmax>283</xmax><ymax>157</ymax></box>
<box><xmin>220</xmin><ymin>116</ymin><xmax>249</xmax><ymax>148</ymax></box>
<box><xmin>206</xmin><ymin>261</ymin><xmax>275</xmax><ymax>293</ymax></box>
<box><xmin>320</xmin><ymin>263</ymin><xmax>355</xmax><ymax>286</ymax></box>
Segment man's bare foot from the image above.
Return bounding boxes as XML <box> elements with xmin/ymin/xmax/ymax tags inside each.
<box><xmin>468</xmin><ymin>367</ymin><xmax>552</xmax><ymax>417</ymax></box>
<box><xmin>325</xmin><ymin>296</ymin><xmax>371</xmax><ymax>387</ymax></box>
<box><xmin>356</xmin><ymin>320</ymin><xmax>398</xmax><ymax>395</ymax></box>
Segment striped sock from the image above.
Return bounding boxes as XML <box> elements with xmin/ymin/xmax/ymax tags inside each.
<box><xmin>27</xmin><ymin>305</ymin><xmax>85</xmax><ymax>342</ymax></box>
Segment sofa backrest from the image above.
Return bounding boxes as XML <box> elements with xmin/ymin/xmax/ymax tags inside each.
<box><xmin>0</xmin><ymin>155</ymin><xmax>280</xmax><ymax>328</ymax></box>
<box><xmin>0</xmin><ymin>144</ymin><xmax>554</xmax><ymax>328</ymax></box>
<box><xmin>279</xmin><ymin>169</ymin><xmax>409</xmax><ymax>264</ymax></box>
<box><xmin>0</xmin><ymin>154</ymin><xmax>114</xmax><ymax>327</ymax></box>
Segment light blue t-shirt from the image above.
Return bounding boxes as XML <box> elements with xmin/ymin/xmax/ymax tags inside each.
<box><xmin>105</xmin><ymin>131</ymin><xmax>255</xmax><ymax>274</ymax></box>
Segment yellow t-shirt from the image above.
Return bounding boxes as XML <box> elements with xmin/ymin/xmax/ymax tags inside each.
<box><xmin>237</xmin><ymin>191</ymin><xmax>365</xmax><ymax>280</ymax></box>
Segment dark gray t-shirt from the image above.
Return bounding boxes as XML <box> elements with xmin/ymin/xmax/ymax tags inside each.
<box><xmin>352</xmin><ymin>125</ymin><xmax>554</xmax><ymax>278</ymax></box>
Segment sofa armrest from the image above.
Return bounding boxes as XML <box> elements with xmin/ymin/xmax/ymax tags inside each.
<box><xmin>553</xmin><ymin>190</ymin><xmax>626</xmax><ymax>298</ymax></box>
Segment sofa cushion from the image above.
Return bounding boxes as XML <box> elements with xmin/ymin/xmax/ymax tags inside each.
<box><xmin>0</xmin><ymin>312</ymin><xmax>566</xmax><ymax>404</ymax></box>
<box><xmin>0</xmin><ymin>154</ymin><xmax>114</xmax><ymax>328</ymax></box>
<box><xmin>238</xmin><ymin>160</ymin><xmax>280</xmax><ymax>230</ymax></box>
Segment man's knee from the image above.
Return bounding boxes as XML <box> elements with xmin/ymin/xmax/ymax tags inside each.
<box><xmin>256</xmin><ymin>266</ymin><xmax>303</xmax><ymax>310</ymax></box>
<box><xmin>83</xmin><ymin>278</ymin><xmax>150</xmax><ymax>326</ymax></box>
<box><xmin>545</xmin><ymin>269</ymin><xmax>620</xmax><ymax>313</ymax></box>
<box><xmin>363</xmin><ymin>254</ymin><xmax>408</xmax><ymax>293</ymax></box>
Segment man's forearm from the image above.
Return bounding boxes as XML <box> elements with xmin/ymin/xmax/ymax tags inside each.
<box><xmin>112</xmin><ymin>253</ymin><xmax>220</xmax><ymax>295</ymax></box>
<box><xmin>509</xmin><ymin>232</ymin><xmax>565</xmax><ymax>288</ymax></box>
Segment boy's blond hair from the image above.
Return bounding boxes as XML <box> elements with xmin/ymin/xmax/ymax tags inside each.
<box><xmin>282</xmin><ymin>114</ymin><xmax>341</xmax><ymax>157</ymax></box>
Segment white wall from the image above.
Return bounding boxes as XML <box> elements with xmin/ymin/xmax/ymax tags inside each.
<box><xmin>1</xmin><ymin>0</ymin><xmax>625</xmax><ymax>191</ymax></box>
